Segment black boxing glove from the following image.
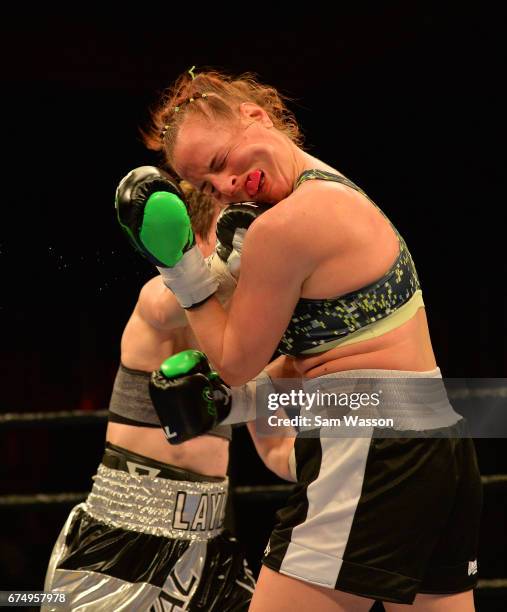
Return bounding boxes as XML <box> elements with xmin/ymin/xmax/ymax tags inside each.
<box><xmin>115</xmin><ymin>165</ymin><xmax>188</xmax><ymax>266</ymax></box>
<box><xmin>115</xmin><ymin>166</ymin><xmax>218</xmax><ymax>308</ymax></box>
<box><xmin>150</xmin><ymin>349</ymin><xmax>274</xmax><ymax>445</ymax></box>
<box><xmin>149</xmin><ymin>350</ymin><xmax>232</xmax><ymax>445</ymax></box>
<box><xmin>215</xmin><ymin>202</ymin><xmax>271</xmax><ymax>278</ymax></box>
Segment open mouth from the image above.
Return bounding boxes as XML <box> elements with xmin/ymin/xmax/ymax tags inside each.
<box><xmin>245</xmin><ymin>170</ymin><xmax>265</xmax><ymax>198</ymax></box>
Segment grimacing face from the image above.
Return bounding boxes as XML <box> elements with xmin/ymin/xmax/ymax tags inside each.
<box><xmin>171</xmin><ymin>103</ymin><xmax>297</xmax><ymax>205</ymax></box>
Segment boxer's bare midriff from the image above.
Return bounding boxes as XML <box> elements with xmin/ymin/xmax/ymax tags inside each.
<box><xmin>292</xmin><ymin>307</ymin><xmax>436</xmax><ymax>378</ymax></box>
<box><xmin>106</xmin><ymin>313</ymin><xmax>229</xmax><ymax>479</ymax></box>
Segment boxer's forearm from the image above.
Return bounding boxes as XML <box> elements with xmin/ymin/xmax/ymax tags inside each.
<box><xmin>186</xmin><ymin>296</ymin><xmax>252</xmax><ymax>385</ymax></box>
<box><xmin>247</xmin><ymin>421</ymin><xmax>296</xmax><ymax>482</ymax></box>
<box><xmin>245</xmin><ymin>356</ymin><xmax>299</xmax><ymax>481</ymax></box>
<box><xmin>185</xmin><ymin>203</ymin><xmax>283</xmax><ymax>385</ymax></box>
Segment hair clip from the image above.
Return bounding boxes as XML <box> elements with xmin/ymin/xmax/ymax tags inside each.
<box><xmin>162</xmin><ymin>92</ymin><xmax>209</xmax><ymax>140</ymax></box>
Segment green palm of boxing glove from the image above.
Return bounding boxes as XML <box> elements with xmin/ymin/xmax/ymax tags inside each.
<box><xmin>115</xmin><ymin>166</ymin><xmax>218</xmax><ymax>308</ymax></box>
<box><xmin>115</xmin><ymin>166</ymin><xmax>192</xmax><ymax>266</ymax></box>
<box><xmin>149</xmin><ymin>350</ymin><xmax>232</xmax><ymax>445</ymax></box>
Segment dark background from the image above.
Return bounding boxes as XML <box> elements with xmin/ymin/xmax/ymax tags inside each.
<box><xmin>1</xmin><ymin>4</ymin><xmax>505</xmax><ymax>609</ymax></box>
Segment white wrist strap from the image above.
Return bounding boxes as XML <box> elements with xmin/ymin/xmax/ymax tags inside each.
<box><xmin>157</xmin><ymin>246</ymin><xmax>218</xmax><ymax>309</ymax></box>
<box><xmin>223</xmin><ymin>370</ymin><xmax>274</xmax><ymax>425</ymax></box>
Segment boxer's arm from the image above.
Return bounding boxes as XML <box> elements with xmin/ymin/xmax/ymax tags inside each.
<box><xmin>245</xmin><ymin>353</ymin><xmax>298</xmax><ymax>481</ymax></box>
<box><xmin>186</xmin><ymin>210</ymin><xmax>316</xmax><ymax>385</ymax></box>
<box><xmin>136</xmin><ymin>276</ymin><xmax>187</xmax><ymax>331</ymax></box>
<box><xmin>120</xmin><ymin>277</ymin><xmax>188</xmax><ymax>371</ymax></box>
<box><xmin>246</xmin><ymin>422</ymin><xmax>296</xmax><ymax>482</ymax></box>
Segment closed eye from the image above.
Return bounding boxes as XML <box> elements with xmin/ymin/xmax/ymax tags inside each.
<box><xmin>203</xmin><ymin>154</ymin><xmax>228</xmax><ymax>195</ymax></box>
<box><xmin>217</xmin><ymin>154</ymin><xmax>228</xmax><ymax>171</ymax></box>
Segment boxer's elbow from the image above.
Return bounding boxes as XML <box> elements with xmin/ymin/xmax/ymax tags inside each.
<box><xmin>138</xmin><ymin>279</ymin><xmax>186</xmax><ymax>330</ymax></box>
<box><xmin>218</xmin><ymin>344</ymin><xmax>272</xmax><ymax>386</ymax></box>
<box><xmin>218</xmin><ymin>360</ymin><xmax>264</xmax><ymax>387</ymax></box>
<box><xmin>218</xmin><ymin>367</ymin><xmax>251</xmax><ymax>387</ymax></box>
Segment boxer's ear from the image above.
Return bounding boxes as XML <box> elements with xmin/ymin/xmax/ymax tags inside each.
<box><xmin>240</xmin><ymin>102</ymin><xmax>273</xmax><ymax>128</ymax></box>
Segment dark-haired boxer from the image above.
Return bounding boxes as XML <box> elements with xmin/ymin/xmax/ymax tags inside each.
<box><xmin>43</xmin><ymin>180</ymin><xmax>293</xmax><ymax>612</ymax></box>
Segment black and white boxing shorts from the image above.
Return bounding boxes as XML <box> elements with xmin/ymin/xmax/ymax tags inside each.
<box><xmin>262</xmin><ymin>368</ymin><xmax>482</xmax><ymax>605</ymax></box>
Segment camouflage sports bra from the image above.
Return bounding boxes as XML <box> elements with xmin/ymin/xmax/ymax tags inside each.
<box><xmin>277</xmin><ymin>169</ymin><xmax>422</xmax><ymax>356</ymax></box>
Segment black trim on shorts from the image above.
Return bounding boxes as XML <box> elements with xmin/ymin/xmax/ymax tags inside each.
<box><xmin>103</xmin><ymin>442</ymin><xmax>225</xmax><ymax>482</ymax></box>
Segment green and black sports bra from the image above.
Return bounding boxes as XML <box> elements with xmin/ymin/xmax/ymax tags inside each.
<box><xmin>277</xmin><ymin>169</ymin><xmax>423</xmax><ymax>356</ymax></box>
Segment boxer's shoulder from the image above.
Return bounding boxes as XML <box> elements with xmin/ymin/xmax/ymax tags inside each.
<box><xmin>247</xmin><ymin>189</ymin><xmax>345</xmax><ymax>245</ymax></box>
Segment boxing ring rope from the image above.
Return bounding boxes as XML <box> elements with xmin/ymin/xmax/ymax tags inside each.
<box><xmin>0</xmin><ymin>409</ymin><xmax>109</xmax><ymax>427</ymax></box>
<box><xmin>0</xmin><ymin>478</ymin><xmax>506</xmax><ymax>506</ymax></box>
<box><xmin>2</xmin><ymin>402</ymin><xmax>507</xmax><ymax>593</ymax></box>
<box><xmin>1</xmin><ymin>379</ymin><xmax>506</xmax><ymax>428</ymax></box>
